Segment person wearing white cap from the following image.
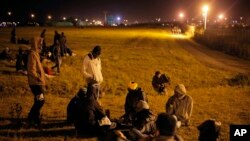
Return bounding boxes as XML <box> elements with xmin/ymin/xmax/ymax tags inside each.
<box><xmin>165</xmin><ymin>84</ymin><xmax>193</xmax><ymax>126</ymax></box>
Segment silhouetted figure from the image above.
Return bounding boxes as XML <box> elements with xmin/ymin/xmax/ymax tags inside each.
<box><xmin>51</xmin><ymin>40</ymin><xmax>61</xmax><ymax>73</ymax></box>
<box><xmin>198</xmin><ymin>119</ymin><xmax>221</xmax><ymax>141</ymax></box>
<box><xmin>129</xmin><ymin>100</ymin><xmax>157</xmax><ymax>140</ymax></box>
<box><xmin>10</xmin><ymin>27</ymin><xmax>16</xmax><ymax>43</ymax></box>
<box><xmin>16</xmin><ymin>47</ymin><xmax>28</xmax><ymax>74</ymax></box>
<box><xmin>121</xmin><ymin>82</ymin><xmax>147</xmax><ymax>123</ymax></box>
<box><xmin>153</xmin><ymin>113</ymin><xmax>184</xmax><ymax>141</ymax></box>
<box><xmin>0</xmin><ymin>47</ymin><xmax>14</xmax><ymax>61</ymax></box>
<box><xmin>27</xmin><ymin>37</ymin><xmax>46</xmax><ymax>127</ymax></box>
<box><xmin>40</xmin><ymin>29</ymin><xmax>47</xmax><ymax>56</ymax></box>
<box><xmin>67</xmin><ymin>86</ymin><xmax>112</xmax><ymax>137</ymax></box>
<box><xmin>152</xmin><ymin>71</ymin><xmax>171</xmax><ymax>95</ymax></box>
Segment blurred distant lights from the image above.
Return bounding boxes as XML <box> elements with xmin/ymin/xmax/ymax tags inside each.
<box><xmin>75</xmin><ymin>18</ymin><xmax>78</xmax><ymax>21</ymax></box>
<box><xmin>85</xmin><ymin>19</ymin><xmax>88</xmax><ymax>22</ymax></box>
<box><xmin>47</xmin><ymin>15</ymin><xmax>52</xmax><ymax>20</ymax></box>
<box><xmin>8</xmin><ymin>12</ymin><xmax>12</xmax><ymax>16</ymax></box>
<box><xmin>117</xmin><ymin>17</ymin><xmax>121</xmax><ymax>21</ymax></box>
<box><xmin>156</xmin><ymin>18</ymin><xmax>161</xmax><ymax>22</ymax></box>
<box><xmin>31</xmin><ymin>14</ymin><xmax>35</xmax><ymax>18</ymax></box>
<box><xmin>202</xmin><ymin>5</ymin><xmax>209</xmax><ymax>13</ymax></box>
<box><xmin>63</xmin><ymin>17</ymin><xmax>66</xmax><ymax>20</ymax></box>
<box><xmin>218</xmin><ymin>14</ymin><xmax>224</xmax><ymax>20</ymax></box>
<box><xmin>179</xmin><ymin>12</ymin><xmax>184</xmax><ymax>18</ymax></box>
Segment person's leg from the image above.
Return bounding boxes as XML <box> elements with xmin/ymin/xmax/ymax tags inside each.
<box><xmin>28</xmin><ymin>85</ymin><xmax>45</xmax><ymax>125</ymax></box>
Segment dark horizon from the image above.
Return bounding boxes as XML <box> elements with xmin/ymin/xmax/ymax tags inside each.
<box><xmin>1</xmin><ymin>0</ymin><xmax>250</xmax><ymax>23</ymax></box>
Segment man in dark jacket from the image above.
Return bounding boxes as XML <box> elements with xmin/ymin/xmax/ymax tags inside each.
<box><xmin>123</xmin><ymin>82</ymin><xmax>147</xmax><ymax>123</ymax></box>
<box><xmin>198</xmin><ymin>119</ymin><xmax>221</xmax><ymax>141</ymax></box>
<box><xmin>67</xmin><ymin>85</ymin><xmax>112</xmax><ymax>136</ymax></box>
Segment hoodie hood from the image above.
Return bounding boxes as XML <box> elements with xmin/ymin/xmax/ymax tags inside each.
<box><xmin>30</xmin><ymin>37</ymin><xmax>43</xmax><ymax>53</ymax></box>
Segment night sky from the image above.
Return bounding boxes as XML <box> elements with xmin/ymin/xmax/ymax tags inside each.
<box><xmin>1</xmin><ymin>0</ymin><xmax>250</xmax><ymax>22</ymax></box>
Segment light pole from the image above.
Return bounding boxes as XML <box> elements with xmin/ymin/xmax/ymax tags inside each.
<box><xmin>202</xmin><ymin>5</ymin><xmax>209</xmax><ymax>30</ymax></box>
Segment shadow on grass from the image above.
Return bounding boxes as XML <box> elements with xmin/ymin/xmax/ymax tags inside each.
<box><xmin>0</xmin><ymin>117</ymin><xmax>77</xmax><ymax>138</ymax></box>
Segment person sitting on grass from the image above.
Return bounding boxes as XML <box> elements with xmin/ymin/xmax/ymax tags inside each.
<box><xmin>153</xmin><ymin>113</ymin><xmax>184</xmax><ymax>141</ymax></box>
<box><xmin>165</xmin><ymin>84</ymin><xmax>193</xmax><ymax>127</ymax></box>
<box><xmin>198</xmin><ymin>119</ymin><xmax>221</xmax><ymax>141</ymax></box>
<box><xmin>120</xmin><ymin>82</ymin><xmax>148</xmax><ymax>124</ymax></box>
<box><xmin>152</xmin><ymin>71</ymin><xmax>171</xmax><ymax>95</ymax></box>
<box><xmin>67</xmin><ymin>85</ymin><xmax>115</xmax><ymax>137</ymax></box>
<box><xmin>129</xmin><ymin>100</ymin><xmax>157</xmax><ymax>140</ymax></box>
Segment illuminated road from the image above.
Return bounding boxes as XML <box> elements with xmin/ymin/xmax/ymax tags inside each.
<box><xmin>177</xmin><ymin>39</ymin><xmax>250</xmax><ymax>74</ymax></box>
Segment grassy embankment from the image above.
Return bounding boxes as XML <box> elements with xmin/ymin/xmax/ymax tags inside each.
<box><xmin>0</xmin><ymin>27</ymin><xmax>249</xmax><ymax>140</ymax></box>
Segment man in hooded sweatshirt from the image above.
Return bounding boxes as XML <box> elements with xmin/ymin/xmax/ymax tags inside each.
<box><xmin>165</xmin><ymin>84</ymin><xmax>193</xmax><ymax>126</ymax></box>
<box><xmin>27</xmin><ymin>37</ymin><xmax>46</xmax><ymax>126</ymax></box>
<box><xmin>82</xmin><ymin>45</ymin><xmax>103</xmax><ymax>100</ymax></box>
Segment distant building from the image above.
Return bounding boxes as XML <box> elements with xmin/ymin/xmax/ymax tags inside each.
<box><xmin>107</xmin><ymin>15</ymin><xmax>115</xmax><ymax>26</ymax></box>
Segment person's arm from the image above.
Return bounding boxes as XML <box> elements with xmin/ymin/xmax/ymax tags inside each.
<box><xmin>82</xmin><ymin>56</ymin><xmax>93</xmax><ymax>79</ymax></box>
<box><xmin>186</xmin><ymin>96</ymin><xmax>193</xmax><ymax>120</ymax></box>
<box><xmin>27</xmin><ymin>53</ymin><xmax>40</xmax><ymax>81</ymax></box>
<box><xmin>166</xmin><ymin>97</ymin><xmax>174</xmax><ymax>115</ymax></box>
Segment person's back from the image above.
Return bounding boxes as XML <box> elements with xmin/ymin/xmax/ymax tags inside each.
<box><xmin>152</xmin><ymin>71</ymin><xmax>162</xmax><ymax>92</ymax></box>
<box><xmin>124</xmin><ymin>82</ymin><xmax>147</xmax><ymax>122</ymax></box>
<box><xmin>68</xmin><ymin>87</ymin><xmax>107</xmax><ymax>136</ymax></box>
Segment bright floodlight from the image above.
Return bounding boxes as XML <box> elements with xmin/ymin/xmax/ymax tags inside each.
<box><xmin>8</xmin><ymin>12</ymin><xmax>12</xmax><ymax>16</ymax></box>
<box><xmin>179</xmin><ymin>12</ymin><xmax>184</xmax><ymax>18</ymax></box>
<box><xmin>48</xmin><ymin>15</ymin><xmax>52</xmax><ymax>20</ymax></box>
<box><xmin>218</xmin><ymin>14</ymin><xmax>224</xmax><ymax>20</ymax></box>
<box><xmin>202</xmin><ymin>5</ymin><xmax>209</xmax><ymax>13</ymax></box>
<box><xmin>117</xmin><ymin>17</ymin><xmax>121</xmax><ymax>21</ymax></box>
<box><xmin>63</xmin><ymin>17</ymin><xmax>66</xmax><ymax>20</ymax></box>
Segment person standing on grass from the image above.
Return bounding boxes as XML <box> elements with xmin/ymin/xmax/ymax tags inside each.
<box><xmin>27</xmin><ymin>37</ymin><xmax>46</xmax><ymax>126</ymax></box>
<box><xmin>165</xmin><ymin>84</ymin><xmax>193</xmax><ymax>127</ymax></box>
<box><xmin>82</xmin><ymin>45</ymin><xmax>103</xmax><ymax>100</ymax></box>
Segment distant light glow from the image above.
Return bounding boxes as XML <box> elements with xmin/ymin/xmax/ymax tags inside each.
<box><xmin>202</xmin><ymin>5</ymin><xmax>209</xmax><ymax>13</ymax></box>
<box><xmin>8</xmin><ymin>12</ymin><xmax>12</xmax><ymax>16</ymax></box>
<box><xmin>218</xmin><ymin>14</ymin><xmax>224</xmax><ymax>20</ymax></box>
<box><xmin>31</xmin><ymin>14</ymin><xmax>35</xmax><ymax>18</ymax></box>
<box><xmin>75</xmin><ymin>18</ymin><xmax>78</xmax><ymax>21</ymax></box>
<box><xmin>63</xmin><ymin>17</ymin><xmax>66</xmax><ymax>20</ymax></box>
<box><xmin>48</xmin><ymin>15</ymin><xmax>52</xmax><ymax>20</ymax></box>
<box><xmin>179</xmin><ymin>12</ymin><xmax>184</xmax><ymax>18</ymax></box>
<box><xmin>117</xmin><ymin>17</ymin><xmax>121</xmax><ymax>21</ymax></box>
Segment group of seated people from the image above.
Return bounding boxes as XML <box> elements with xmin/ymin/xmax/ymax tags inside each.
<box><xmin>67</xmin><ymin>81</ymin><xmax>221</xmax><ymax>141</ymax></box>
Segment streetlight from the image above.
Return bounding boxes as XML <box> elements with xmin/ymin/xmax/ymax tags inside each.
<box><xmin>218</xmin><ymin>14</ymin><xmax>224</xmax><ymax>20</ymax></box>
<box><xmin>48</xmin><ymin>15</ymin><xmax>52</xmax><ymax>20</ymax></box>
<box><xmin>202</xmin><ymin>5</ymin><xmax>209</xmax><ymax>30</ymax></box>
<box><xmin>179</xmin><ymin>12</ymin><xmax>184</xmax><ymax>19</ymax></box>
<box><xmin>31</xmin><ymin>13</ymin><xmax>35</xmax><ymax>18</ymax></box>
<box><xmin>8</xmin><ymin>11</ymin><xmax>12</xmax><ymax>16</ymax></box>
<box><xmin>63</xmin><ymin>17</ymin><xmax>66</xmax><ymax>21</ymax></box>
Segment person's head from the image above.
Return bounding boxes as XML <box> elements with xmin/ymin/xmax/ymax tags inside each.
<box><xmin>198</xmin><ymin>119</ymin><xmax>221</xmax><ymax>141</ymax></box>
<box><xmin>128</xmin><ymin>81</ymin><xmax>138</xmax><ymax>91</ymax></box>
<box><xmin>174</xmin><ymin>84</ymin><xmax>186</xmax><ymax>97</ymax></box>
<box><xmin>61</xmin><ymin>32</ymin><xmax>64</xmax><ymax>36</ymax></box>
<box><xmin>30</xmin><ymin>37</ymin><xmax>43</xmax><ymax>53</ymax></box>
<box><xmin>55</xmin><ymin>30</ymin><xmax>58</xmax><ymax>34</ymax></box>
<box><xmin>91</xmin><ymin>45</ymin><xmax>101</xmax><ymax>58</ymax></box>
<box><xmin>155</xmin><ymin>71</ymin><xmax>161</xmax><ymax>77</ymax></box>
<box><xmin>156</xmin><ymin>113</ymin><xmax>177</xmax><ymax>136</ymax></box>
<box><xmin>77</xmin><ymin>87</ymin><xmax>88</xmax><ymax>100</ymax></box>
<box><xmin>136</xmin><ymin>100</ymin><xmax>149</xmax><ymax>113</ymax></box>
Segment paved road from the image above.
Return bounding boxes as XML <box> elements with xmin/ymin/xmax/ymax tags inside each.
<box><xmin>177</xmin><ymin>39</ymin><xmax>250</xmax><ymax>74</ymax></box>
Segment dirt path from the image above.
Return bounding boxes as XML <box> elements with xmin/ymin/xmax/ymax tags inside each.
<box><xmin>177</xmin><ymin>39</ymin><xmax>250</xmax><ymax>74</ymax></box>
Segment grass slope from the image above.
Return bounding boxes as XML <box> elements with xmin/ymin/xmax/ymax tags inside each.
<box><xmin>0</xmin><ymin>27</ymin><xmax>249</xmax><ymax>141</ymax></box>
